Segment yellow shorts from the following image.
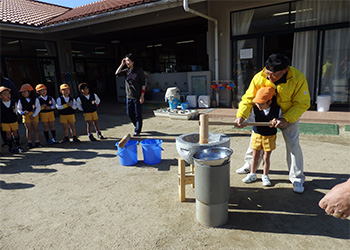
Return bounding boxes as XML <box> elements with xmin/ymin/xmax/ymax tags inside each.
<box><xmin>83</xmin><ymin>111</ymin><xmax>98</xmax><ymax>121</ymax></box>
<box><xmin>1</xmin><ymin>122</ymin><xmax>19</xmax><ymax>132</ymax></box>
<box><xmin>40</xmin><ymin>111</ymin><xmax>55</xmax><ymax>123</ymax></box>
<box><xmin>22</xmin><ymin>112</ymin><xmax>39</xmax><ymax>123</ymax></box>
<box><xmin>60</xmin><ymin>114</ymin><xmax>76</xmax><ymax>124</ymax></box>
<box><xmin>251</xmin><ymin>132</ymin><xmax>277</xmax><ymax>152</ymax></box>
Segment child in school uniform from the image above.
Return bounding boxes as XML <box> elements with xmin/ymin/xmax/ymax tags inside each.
<box><xmin>240</xmin><ymin>87</ymin><xmax>282</xmax><ymax>186</ymax></box>
<box><xmin>76</xmin><ymin>82</ymin><xmax>105</xmax><ymax>141</ymax></box>
<box><xmin>35</xmin><ymin>84</ymin><xmax>58</xmax><ymax>145</ymax></box>
<box><xmin>0</xmin><ymin>86</ymin><xmax>24</xmax><ymax>153</ymax></box>
<box><xmin>17</xmin><ymin>83</ymin><xmax>41</xmax><ymax>149</ymax></box>
<box><xmin>56</xmin><ymin>84</ymin><xmax>80</xmax><ymax>143</ymax></box>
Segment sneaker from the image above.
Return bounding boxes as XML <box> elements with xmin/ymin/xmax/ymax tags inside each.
<box><xmin>262</xmin><ymin>175</ymin><xmax>271</xmax><ymax>186</ymax></box>
<box><xmin>293</xmin><ymin>181</ymin><xmax>304</xmax><ymax>193</ymax></box>
<box><xmin>17</xmin><ymin>146</ymin><xmax>24</xmax><ymax>153</ymax></box>
<box><xmin>47</xmin><ymin>139</ymin><xmax>53</xmax><ymax>145</ymax></box>
<box><xmin>51</xmin><ymin>138</ymin><xmax>59</xmax><ymax>144</ymax></box>
<box><xmin>35</xmin><ymin>142</ymin><xmax>42</xmax><ymax>147</ymax></box>
<box><xmin>72</xmin><ymin>136</ymin><xmax>81</xmax><ymax>142</ymax></box>
<box><xmin>61</xmin><ymin>137</ymin><xmax>70</xmax><ymax>143</ymax></box>
<box><xmin>26</xmin><ymin>142</ymin><xmax>33</xmax><ymax>149</ymax></box>
<box><xmin>89</xmin><ymin>134</ymin><xmax>97</xmax><ymax>141</ymax></box>
<box><xmin>242</xmin><ymin>173</ymin><xmax>257</xmax><ymax>183</ymax></box>
<box><xmin>236</xmin><ymin>164</ymin><xmax>250</xmax><ymax>174</ymax></box>
<box><xmin>97</xmin><ymin>132</ymin><xmax>105</xmax><ymax>139</ymax></box>
<box><xmin>133</xmin><ymin>132</ymin><xmax>140</xmax><ymax>136</ymax></box>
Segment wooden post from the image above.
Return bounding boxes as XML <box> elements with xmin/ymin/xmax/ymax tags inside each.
<box><xmin>178</xmin><ymin>158</ymin><xmax>186</xmax><ymax>202</ymax></box>
<box><xmin>199</xmin><ymin>114</ymin><xmax>209</xmax><ymax>144</ymax></box>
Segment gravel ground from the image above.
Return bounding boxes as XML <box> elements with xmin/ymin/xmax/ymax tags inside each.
<box><xmin>1</xmin><ymin>108</ymin><xmax>349</xmax><ymax>249</ymax></box>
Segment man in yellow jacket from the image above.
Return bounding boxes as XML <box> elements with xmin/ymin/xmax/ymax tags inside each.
<box><xmin>234</xmin><ymin>53</ymin><xmax>310</xmax><ymax>193</ymax></box>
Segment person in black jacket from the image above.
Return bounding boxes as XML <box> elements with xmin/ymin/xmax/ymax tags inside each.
<box><xmin>76</xmin><ymin>82</ymin><xmax>105</xmax><ymax>141</ymax></box>
<box><xmin>115</xmin><ymin>53</ymin><xmax>146</xmax><ymax>136</ymax></box>
<box><xmin>240</xmin><ymin>87</ymin><xmax>282</xmax><ymax>186</ymax></box>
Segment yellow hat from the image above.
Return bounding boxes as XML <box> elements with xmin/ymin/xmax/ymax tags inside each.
<box><xmin>19</xmin><ymin>83</ymin><xmax>34</xmax><ymax>92</ymax></box>
<box><xmin>60</xmin><ymin>84</ymin><xmax>70</xmax><ymax>92</ymax></box>
<box><xmin>35</xmin><ymin>84</ymin><xmax>47</xmax><ymax>93</ymax></box>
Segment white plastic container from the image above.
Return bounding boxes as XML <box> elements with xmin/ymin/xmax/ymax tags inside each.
<box><xmin>316</xmin><ymin>95</ymin><xmax>331</xmax><ymax>112</ymax></box>
<box><xmin>198</xmin><ymin>95</ymin><xmax>210</xmax><ymax>108</ymax></box>
<box><xmin>186</xmin><ymin>95</ymin><xmax>197</xmax><ymax>108</ymax></box>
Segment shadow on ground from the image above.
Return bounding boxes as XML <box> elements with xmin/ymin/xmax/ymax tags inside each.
<box><xmin>225</xmin><ymin>172</ymin><xmax>349</xmax><ymax>239</ymax></box>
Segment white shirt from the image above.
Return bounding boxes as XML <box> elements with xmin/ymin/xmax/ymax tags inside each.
<box><xmin>76</xmin><ymin>93</ymin><xmax>100</xmax><ymax>112</ymax></box>
<box><xmin>56</xmin><ymin>96</ymin><xmax>77</xmax><ymax>110</ymax></box>
<box><xmin>17</xmin><ymin>98</ymin><xmax>41</xmax><ymax>117</ymax></box>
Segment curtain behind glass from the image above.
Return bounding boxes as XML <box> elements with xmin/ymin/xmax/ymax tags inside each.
<box><xmin>232</xmin><ymin>10</ymin><xmax>254</xmax><ymax>101</ymax></box>
<box><xmin>292</xmin><ymin>0</ymin><xmax>350</xmax><ymax>103</ymax></box>
<box><xmin>322</xmin><ymin>28</ymin><xmax>350</xmax><ymax>103</ymax></box>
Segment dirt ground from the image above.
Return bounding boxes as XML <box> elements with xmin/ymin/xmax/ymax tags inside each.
<box><xmin>1</xmin><ymin>106</ymin><xmax>349</xmax><ymax>249</ymax></box>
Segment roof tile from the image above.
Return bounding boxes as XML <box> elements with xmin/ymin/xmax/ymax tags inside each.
<box><xmin>0</xmin><ymin>0</ymin><xmax>159</xmax><ymax>27</ymax></box>
<box><xmin>45</xmin><ymin>0</ymin><xmax>159</xmax><ymax>25</ymax></box>
<box><xmin>0</xmin><ymin>0</ymin><xmax>70</xmax><ymax>26</ymax></box>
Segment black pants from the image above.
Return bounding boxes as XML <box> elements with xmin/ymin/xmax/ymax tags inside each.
<box><xmin>126</xmin><ymin>98</ymin><xmax>143</xmax><ymax>134</ymax></box>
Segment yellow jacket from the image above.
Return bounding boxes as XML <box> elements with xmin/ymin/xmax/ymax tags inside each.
<box><xmin>237</xmin><ymin>66</ymin><xmax>310</xmax><ymax>123</ymax></box>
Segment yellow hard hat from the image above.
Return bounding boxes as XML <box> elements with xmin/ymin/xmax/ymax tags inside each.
<box><xmin>60</xmin><ymin>84</ymin><xmax>70</xmax><ymax>92</ymax></box>
<box><xmin>35</xmin><ymin>84</ymin><xmax>47</xmax><ymax>93</ymax></box>
<box><xmin>19</xmin><ymin>83</ymin><xmax>34</xmax><ymax>92</ymax></box>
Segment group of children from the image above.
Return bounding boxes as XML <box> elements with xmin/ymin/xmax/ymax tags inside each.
<box><xmin>0</xmin><ymin>82</ymin><xmax>104</xmax><ymax>154</ymax></box>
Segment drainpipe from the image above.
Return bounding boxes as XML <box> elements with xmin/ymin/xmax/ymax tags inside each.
<box><xmin>183</xmin><ymin>0</ymin><xmax>218</xmax><ymax>81</ymax></box>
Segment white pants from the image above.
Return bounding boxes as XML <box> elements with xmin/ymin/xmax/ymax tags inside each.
<box><xmin>243</xmin><ymin>120</ymin><xmax>305</xmax><ymax>184</ymax></box>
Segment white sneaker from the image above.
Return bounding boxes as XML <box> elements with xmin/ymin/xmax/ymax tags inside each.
<box><xmin>293</xmin><ymin>181</ymin><xmax>304</xmax><ymax>193</ymax></box>
<box><xmin>262</xmin><ymin>175</ymin><xmax>271</xmax><ymax>186</ymax></box>
<box><xmin>236</xmin><ymin>164</ymin><xmax>250</xmax><ymax>174</ymax></box>
<box><xmin>242</xmin><ymin>173</ymin><xmax>257</xmax><ymax>183</ymax></box>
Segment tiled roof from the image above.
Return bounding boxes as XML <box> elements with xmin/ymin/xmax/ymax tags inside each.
<box><xmin>44</xmin><ymin>0</ymin><xmax>158</xmax><ymax>25</ymax></box>
<box><xmin>0</xmin><ymin>0</ymin><xmax>159</xmax><ymax>27</ymax></box>
<box><xmin>0</xmin><ymin>0</ymin><xmax>70</xmax><ymax>26</ymax></box>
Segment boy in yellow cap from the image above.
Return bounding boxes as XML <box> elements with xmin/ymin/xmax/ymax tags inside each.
<box><xmin>56</xmin><ymin>84</ymin><xmax>80</xmax><ymax>143</ymax></box>
<box><xmin>36</xmin><ymin>84</ymin><xmax>58</xmax><ymax>145</ymax></box>
<box><xmin>240</xmin><ymin>87</ymin><xmax>282</xmax><ymax>186</ymax></box>
<box><xmin>0</xmin><ymin>86</ymin><xmax>24</xmax><ymax>153</ymax></box>
<box><xmin>17</xmin><ymin>83</ymin><xmax>41</xmax><ymax>149</ymax></box>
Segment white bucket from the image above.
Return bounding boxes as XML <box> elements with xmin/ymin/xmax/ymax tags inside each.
<box><xmin>186</xmin><ymin>95</ymin><xmax>197</xmax><ymax>108</ymax></box>
<box><xmin>316</xmin><ymin>95</ymin><xmax>331</xmax><ymax>112</ymax></box>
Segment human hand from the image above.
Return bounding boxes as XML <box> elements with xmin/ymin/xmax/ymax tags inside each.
<box><xmin>122</xmin><ymin>58</ymin><xmax>126</xmax><ymax>65</ymax></box>
<box><xmin>23</xmin><ymin>110</ymin><xmax>29</xmax><ymax>115</ymax></box>
<box><xmin>319</xmin><ymin>179</ymin><xmax>350</xmax><ymax>219</ymax></box>
<box><xmin>139</xmin><ymin>96</ymin><xmax>145</xmax><ymax>104</ymax></box>
<box><xmin>234</xmin><ymin>117</ymin><xmax>245</xmax><ymax>128</ymax></box>
<box><xmin>273</xmin><ymin>118</ymin><xmax>288</xmax><ymax>129</ymax></box>
<box><xmin>30</xmin><ymin>115</ymin><xmax>34</xmax><ymax>120</ymax></box>
<box><xmin>67</xmin><ymin>102</ymin><xmax>73</xmax><ymax>107</ymax></box>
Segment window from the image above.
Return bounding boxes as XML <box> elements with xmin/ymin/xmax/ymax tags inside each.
<box><xmin>231</xmin><ymin>2</ymin><xmax>296</xmax><ymax>36</ymax></box>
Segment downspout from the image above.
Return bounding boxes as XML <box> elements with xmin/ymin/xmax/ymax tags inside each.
<box><xmin>183</xmin><ymin>0</ymin><xmax>218</xmax><ymax>81</ymax></box>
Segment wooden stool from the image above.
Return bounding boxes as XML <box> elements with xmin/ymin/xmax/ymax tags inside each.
<box><xmin>178</xmin><ymin>158</ymin><xmax>195</xmax><ymax>202</ymax></box>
